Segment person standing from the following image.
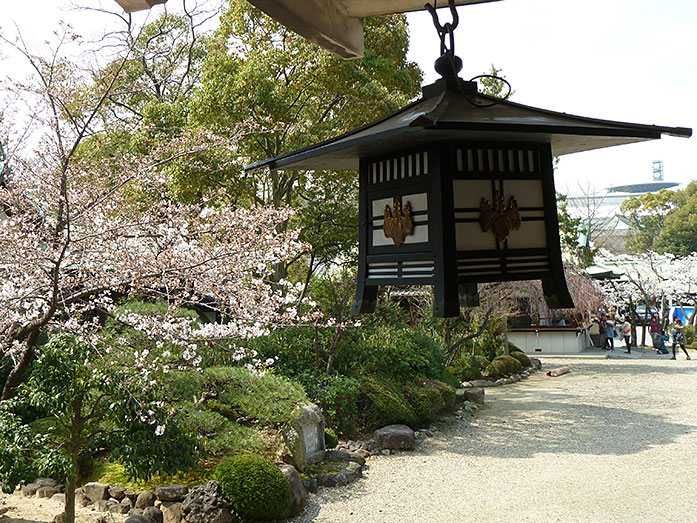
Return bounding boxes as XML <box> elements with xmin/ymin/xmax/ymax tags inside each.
<box><xmin>671</xmin><ymin>318</ymin><xmax>691</xmax><ymax>360</ymax></box>
<box><xmin>621</xmin><ymin>317</ymin><xmax>632</xmax><ymax>354</ymax></box>
<box><xmin>604</xmin><ymin>312</ymin><xmax>615</xmax><ymax>351</ymax></box>
<box><xmin>649</xmin><ymin>315</ymin><xmax>661</xmax><ymax>352</ymax></box>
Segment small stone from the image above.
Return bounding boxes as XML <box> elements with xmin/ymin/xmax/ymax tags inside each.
<box><xmin>76</xmin><ymin>491</ymin><xmax>91</xmax><ymax>507</ymax></box>
<box><xmin>21</xmin><ymin>483</ymin><xmax>40</xmax><ymax>497</ymax></box>
<box><xmin>316</xmin><ymin>474</ymin><xmax>337</xmax><ymax>488</ymax></box>
<box><xmin>52</xmin><ymin>493</ymin><xmax>66</xmax><ymax>503</ymax></box>
<box><xmin>144</xmin><ymin>506</ymin><xmax>164</xmax><ymax>523</ymax></box>
<box><xmin>110</xmin><ymin>502</ymin><xmax>132</xmax><ymax>515</ymax></box>
<box><xmin>95</xmin><ymin>499</ymin><xmax>115</xmax><ymax>512</ymax></box>
<box><xmin>374</xmin><ymin>424</ymin><xmax>415</xmax><ymax>450</ymax></box>
<box><xmin>35</xmin><ymin>478</ymin><xmax>58</xmax><ymax>488</ymax></box>
<box><xmin>135</xmin><ymin>490</ymin><xmax>157</xmax><ymax>509</ymax></box>
<box><xmin>125</xmin><ymin>489</ymin><xmax>138</xmax><ymax>503</ymax></box>
<box><xmin>84</xmin><ymin>482</ymin><xmax>110</xmax><ymax>503</ymax></box>
<box><xmin>51</xmin><ymin>512</ymin><xmax>65</xmax><ymax>523</ymax></box>
<box><xmin>154</xmin><ymin>485</ymin><xmax>188</xmax><ymax>502</ymax></box>
<box><xmin>355</xmin><ymin>449</ymin><xmax>371</xmax><ymax>459</ymax></box>
<box><xmin>383</xmin><ymin>449</ymin><xmax>391</xmax><ymax>455</ymax></box>
<box><xmin>162</xmin><ymin>502</ymin><xmax>183</xmax><ymax>523</ymax></box>
<box><xmin>109</xmin><ymin>485</ymin><xmax>127</xmax><ymax>501</ymax></box>
<box><xmin>36</xmin><ymin>486</ymin><xmax>59</xmax><ymax>498</ymax></box>
<box><xmin>459</xmin><ymin>387</ymin><xmax>485</xmax><ymax>404</ymax></box>
<box><xmin>125</xmin><ymin>514</ymin><xmax>156</xmax><ymax>523</ymax></box>
<box><xmin>470</xmin><ymin>379</ymin><xmax>492</xmax><ymax>388</ymax></box>
<box><xmin>302</xmin><ymin>478</ymin><xmax>318</xmax><ymax>493</ymax></box>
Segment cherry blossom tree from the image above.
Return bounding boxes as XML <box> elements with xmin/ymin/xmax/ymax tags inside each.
<box><xmin>0</xmin><ymin>28</ymin><xmax>310</xmax><ymax>401</ymax></box>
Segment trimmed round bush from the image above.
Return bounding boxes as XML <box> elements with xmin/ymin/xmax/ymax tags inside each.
<box><xmin>216</xmin><ymin>453</ymin><xmax>291</xmax><ymax>521</ymax></box>
<box><xmin>508</xmin><ymin>343</ymin><xmax>524</xmax><ymax>354</ymax></box>
<box><xmin>484</xmin><ymin>355</ymin><xmax>523</xmax><ymax>379</ymax></box>
<box><xmin>509</xmin><ymin>351</ymin><xmax>532</xmax><ymax>368</ymax></box>
<box><xmin>324</xmin><ymin>428</ymin><xmax>339</xmax><ymax>449</ymax></box>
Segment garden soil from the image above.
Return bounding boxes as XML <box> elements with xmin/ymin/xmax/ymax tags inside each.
<box><xmin>295</xmin><ymin>357</ymin><xmax>697</xmax><ymax>522</ymax></box>
<box><xmin>0</xmin><ymin>493</ymin><xmax>128</xmax><ymax>522</ymax></box>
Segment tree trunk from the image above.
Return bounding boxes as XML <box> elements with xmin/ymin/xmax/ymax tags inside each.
<box><xmin>1</xmin><ymin>330</ymin><xmax>39</xmax><ymax>400</ymax></box>
<box><xmin>64</xmin><ymin>462</ymin><xmax>77</xmax><ymax>523</ymax></box>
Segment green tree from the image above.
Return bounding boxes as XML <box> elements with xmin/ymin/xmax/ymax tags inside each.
<box><xmin>653</xmin><ymin>182</ymin><xmax>697</xmax><ymax>256</ymax></box>
<box><xmin>620</xmin><ymin>188</ymin><xmax>682</xmax><ymax>253</ymax></box>
<box><xmin>0</xmin><ymin>334</ymin><xmax>195</xmax><ymax>523</ymax></box>
<box><xmin>189</xmin><ymin>1</ymin><xmax>422</xmax><ymax>280</ymax></box>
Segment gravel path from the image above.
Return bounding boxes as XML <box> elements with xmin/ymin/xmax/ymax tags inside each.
<box><xmin>294</xmin><ymin>357</ymin><xmax>697</xmax><ymax>522</ymax></box>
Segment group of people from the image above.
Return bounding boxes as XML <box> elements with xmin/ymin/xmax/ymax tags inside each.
<box><xmin>594</xmin><ymin>307</ymin><xmax>633</xmax><ymax>354</ymax></box>
<box><xmin>585</xmin><ymin>307</ymin><xmax>691</xmax><ymax>359</ymax></box>
<box><xmin>649</xmin><ymin>315</ymin><xmax>692</xmax><ymax>360</ymax></box>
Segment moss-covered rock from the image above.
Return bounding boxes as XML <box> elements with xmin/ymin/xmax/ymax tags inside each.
<box><xmin>509</xmin><ymin>351</ymin><xmax>532</xmax><ymax>368</ymax></box>
<box><xmin>216</xmin><ymin>453</ymin><xmax>292</xmax><ymax>521</ymax></box>
<box><xmin>484</xmin><ymin>355</ymin><xmax>523</xmax><ymax>380</ymax></box>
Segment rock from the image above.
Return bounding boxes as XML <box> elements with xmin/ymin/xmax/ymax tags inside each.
<box><xmin>21</xmin><ymin>483</ymin><xmax>40</xmax><ymax>497</ymax></box>
<box><xmin>162</xmin><ymin>502</ymin><xmax>183</xmax><ymax>523</ymax></box>
<box><xmin>470</xmin><ymin>379</ymin><xmax>492</xmax><ymax>388</ymax></box>
<box><xmin>277</xmin><ymin>464</ymin><xmax>307</xmax><ymax>519</ymax></box>
<box><xmin>345</xmin><ymin>461</ymin><xmax>363</xmax><ymax>481</ymax></box>
<box><xmin>316</xmin><ymin>474</ymin><xmax>337</xmax><ymax>488</ymax></box>
<box><xmin>35</xmin><ymin>477</ymin><xmax>57</xmax><ymax>488</ymax></box>
<box><xmin>0</xmin><ymin>508</ymin><xmax>10</xmax><ymax>516</ymax></box>
<box><xmin>325</xmin><ymin>449</ymin><xmax>366</xmax><ymax>466</ymax></box>
<box><xmin>110</xmin><ymin>502</ymin><xmax>133</xmax><ymax>515</ymax></box>
<box><xmin>36</xmin><ymin>486</ymin><xmax>59</xmax><ymax>498</ymax></box>
<box><xmin>125</xmin><ymin>489</ymin><xmax>138</xmax><ymax>503</ymax></box>
<box><xmin>75</xmin><ymin>491</ymin><xmax>91</xmax><ymax>507</ymax></box>
<box><xmin>154</xmin><ymin>485</ymin><xmax>188</xmax><ymax>502</ymax></box>
<box><xmin>136</xmin><ymin>490</ymin><xmax>157</xmax><ymax>509</ymax></box>
<box><xmin>355</xmin><ymin>449</ymin><xmax>371</xmax><ymax>459</ymax></box>
<box><xmin>52</xmin><ymin>493</ymin><xmax>66</xmax><ymax>503</ymax></box>
<box><xmin>530</xmin><ymin>357</ymin><xmax>542</xmax><ymax>370</ymax></box>
<box><xmin>460</xmin><ymin>381</ymin><xmax>472</xmax><ymax>388</ymax></box>
<box><xmin>95</xmin><ymin>499</ymin><xmax>115</xmax><ymax>512</ymax></box>
<box><xmin>302</xmin><ymin>478</ymin><xmax>318</xmax><ymax>493</ymax></box>
<box><xmin>84</xmin><ymin>482</ymin><xmax>110</xmax><ymax>503</ymax></box>
<box><xmin>143</xmin><ymin>506</ymin><xmax>164</xmax><ymax>523</ymax></box>
<box><xmin>493</xmin><ymin>378</ymin><xmax>506</xmax><ymax>386</ymax></box>
<box><xmin>459</xmin><ymin>387</ymin><xmax>485</xmax><ymax>404</ymax></box>
<box><xmin>51</xmin><ymin>512</ymin><xmax>65</xmax><ymax>523</ymax></box>
<box><xmin>109</xmin><ymin>485</ymin><xmax>127</xmax><ymax>501</ymax></box>
<box><xmin>181</xmin><ymin>481</ymin><xmax>233</xmax><ymax>523</ymax></box>
<box><xmin>279</xmin><ymin>402</ymin><xmax>326</xmax><ymax>470</ymax></box>
<box><xmin>125</xmin><ymin>515</ymin><xmax>156</xmax><ymax>523</ymax></box>
<box><xmin>374</xmin><ymin>424</ymin><xmax>415</xmax><ymax>449</ymax></box>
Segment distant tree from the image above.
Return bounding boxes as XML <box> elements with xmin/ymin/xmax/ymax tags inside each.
<box><xmin>620</xmin><ymin>188</ymin><xmax>682</xmax><ymax>253</ymax></box>
<box><xmin>653</xmin><ymin>182</ymin><xmax>697</xmax><ymax>256</ymax></box>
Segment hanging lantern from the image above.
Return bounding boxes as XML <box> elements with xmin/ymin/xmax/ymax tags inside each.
<box><xmin>245</xmin><ymin>2</ymin><xmax>691</xmax><ymax>318</ymax></box>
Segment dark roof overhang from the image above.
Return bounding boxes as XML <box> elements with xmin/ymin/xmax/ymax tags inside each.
<box><xmin>245</xmin><ymin>78</ymin><xmax>691</xmax><ymax>173</ymax></box>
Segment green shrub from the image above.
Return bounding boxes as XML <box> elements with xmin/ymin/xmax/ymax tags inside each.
<box><xmin>509</xmin><ymin>351</ymin><xmax>531</xmax><ymax>368</ymax></box>
<box><xmin>361</xmin><ymin>375</ymin><xmax>418</xmax><ymax>429</ymax></box>
<box><xmin>324</xmin><ymin>428</ymin><xmax>339</xmax><ymax>449</ymax></box>
<box><xmin>405</xmin><ymin>382</ymin><xmax>444</xmax><ymax>423</ymax></box>
<box><xmin>294</xmin><ymin>372</ymin><xmax>361</xmax><ymax>437</ymax></box>
<box><xmin>216</xmin><ymin>453</ymin><xmax>291</xmax><ymax>521</ymax></box>
<box><xmin>451</xmin><ymin>353</ymin><xmax>484</xmax><ymax>382</ymax></box>
<box><xmin>419</xmin><ymin>379</ymin><xmax>457</xmax><ymax>412</ymax></box>
<box><xmin>484</xmin><ymin>355</ymin><xmax>523</xmax><ymax>380</ymax></box>
<box><xmin>508</xmin><ymin>342</ymin><xmax>524</xmax><ymax>354</ymax></box>
<box><xmin>440</xmin><ymin>367</ymin><xmax>461</xmax><ymax>388</ymax></box>
<box><xmin>685</xmin><ymin>325</ymin><xmax>696</xmax><ymax>345</ymax></box>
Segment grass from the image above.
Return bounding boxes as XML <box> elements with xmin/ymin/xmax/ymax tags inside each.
<box><xmin>83</xmin><ymin>459</ymin><xmax>217</xmax><ymax>490</ymax></box>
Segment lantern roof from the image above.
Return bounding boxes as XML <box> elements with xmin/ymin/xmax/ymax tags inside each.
<box><xmin>245</xmin><ymin>78</ymin><xmax>691</xmax><ymax>173</ymax></box>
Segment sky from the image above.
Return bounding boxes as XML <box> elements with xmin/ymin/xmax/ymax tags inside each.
<box><xmin>2</xmin><ymin>0</ymin><xmax>695</xmax><ymax>197</ymax></box>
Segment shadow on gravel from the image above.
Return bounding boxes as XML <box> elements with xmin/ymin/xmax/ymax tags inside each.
<box><xmin>438</xmin><ymin>393</ymin><xmax>695</xmax><ymax>458</ymax></box>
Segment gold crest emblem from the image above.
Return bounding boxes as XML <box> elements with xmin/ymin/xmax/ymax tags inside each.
<box><xmin>479</xmin><ymin>191</ymin><xmax>521</xmax><ymax>242</ymax></box>
<box><xmin>383</xmin><ymin>198</ymin><xmax>414</xmax><ymax>247</ymax></box>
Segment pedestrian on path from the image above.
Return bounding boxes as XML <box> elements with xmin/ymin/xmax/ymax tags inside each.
<box><xmin>649</xmin><ymin>315</ymin><xmax>662</xmax><ymax>352</ymax></box>
<box><xmin>621</xmin><ymin>317</ymin><xmax>632</xmax><ymax>354</ymax></box>
<box><xmin>671</xmin><ymin>318</ymin><xmax>691</xmax><ymax>360</ymax></box>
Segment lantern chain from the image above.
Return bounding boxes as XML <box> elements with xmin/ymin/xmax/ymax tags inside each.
<box><xmin>424</xmin><ymin>0</ymin><xmax>512</xmax><ymax>108</ymax></box>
